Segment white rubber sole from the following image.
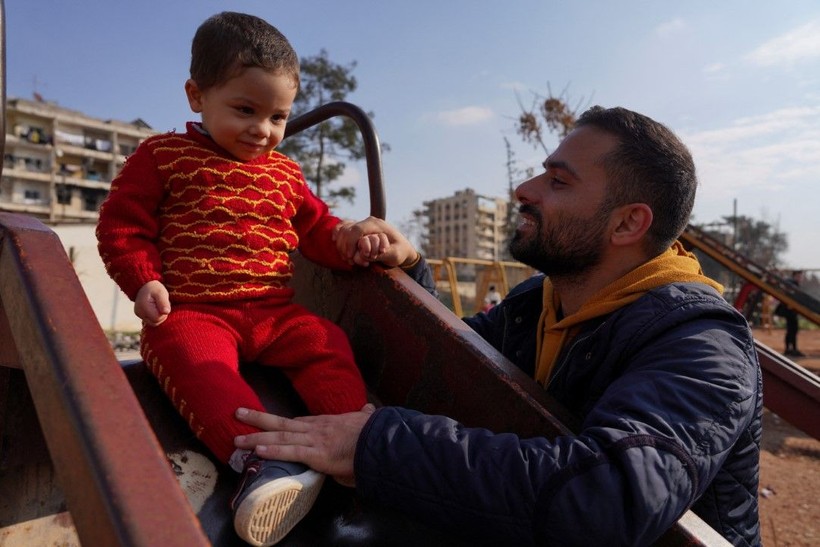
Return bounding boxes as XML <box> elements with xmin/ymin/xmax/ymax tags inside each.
<box><xmin>233</xmin><ymin>469</ymin><xmax>325</xmax><ymax>546</ymax></box>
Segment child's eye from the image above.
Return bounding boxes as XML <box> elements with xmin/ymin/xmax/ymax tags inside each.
<box><xmin>270</xmin><ymin>114</ymin><xmax>287</xmax><ymax>123</ymax></box>
<box><xmin>236</xmin><ymin>106</ymin><xmax>254</xmax><ymax>115</ymax></box>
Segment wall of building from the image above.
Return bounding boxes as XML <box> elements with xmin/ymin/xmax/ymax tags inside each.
<box><xmin>52</xmin><ymin>224</ymin><xmax>142</xmax><ymax>332</ymax></box>
<box><xmin>421</xmin><ymin>188</ymin><xmax>509</xmax><ymax>260</ymax></box>
<box><xmin>2</xmin><ymin>97</ymin><xmax>154</xmax><ymax>223</ymax></box>
<box><xmin>1</xmin><ymin>98</ymin><xmax>156</xmax><ymax>333</ymax></box>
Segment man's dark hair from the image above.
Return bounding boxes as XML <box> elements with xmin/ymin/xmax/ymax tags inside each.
<box><xmin>190</xmin><ymin>11</ymin><xmax>299</xmax><ymax>91</ymax></box>
<box><xmin>576</xmin><ymin>106</ymin><xmax>697</xmax><ymax>256</ymax></box>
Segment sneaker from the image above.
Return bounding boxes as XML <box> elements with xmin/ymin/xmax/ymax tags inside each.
<box><xmin>231</xmin><ymin>456</ymin><xmax>325</xmax><ymax>546</ymax></box>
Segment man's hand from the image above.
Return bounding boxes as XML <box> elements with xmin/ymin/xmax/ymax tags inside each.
<box><xmin>135</xmin><ymin>280</ymin><xmax>171</xmax><ymax>326</ymax></box>
<box><xmin>234</xmin><ymin>404</ymin><xmax>376</xmax><ymax>487</ymax></box>
<box><xmin>333</xmin><ymin>217</ymin><xmax>419</xmax><ymax>268</ymax></box>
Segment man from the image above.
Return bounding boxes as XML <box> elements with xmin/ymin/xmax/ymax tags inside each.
<box><xmin>779</xmin><ymin>270</ymin><xmax>805</xmax><ymax>357</ymax></box>
<box><xmin>234</xmin><ymin>106</ymin><xmax>763</xmax><ymax>546</ymax></box>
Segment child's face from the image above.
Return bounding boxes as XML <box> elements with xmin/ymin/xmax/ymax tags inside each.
<box><xmin>185</xmin><ymin>67</ymin><xmax>298</xmax><ymax>162</ymax></box>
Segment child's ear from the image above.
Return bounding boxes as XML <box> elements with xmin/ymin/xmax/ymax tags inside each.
<box><xmin>184</xmin><ymin>79</ymin><xmax>203</xmax><ymax>113</ymax></box>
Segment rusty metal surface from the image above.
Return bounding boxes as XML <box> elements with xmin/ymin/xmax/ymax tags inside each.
<box><xmin>756</xmin><ymin>340</ymin><xmax>820</xmax><ymax>440</ymax></box>
<box><xmin>0</xmin><ymin>209</ymin><xmax>751</xmax><ymax>545</ymax></box>
<box><xmin>121</xmin><ymin>359</ymin><xmax>476</xmax><ymax>546</ymax></box>
<box><xmin>0</xmin><ymin>292</ymin><xmax>21</xmax><ymax>369</ymax></box>
<box><xmin>0</xmin><ymin>212</ymin><xmax>208</xmax><ymax>546</ymax></box>
<box><xmin>291</xmin><ymin>253</ymin><xmax>577</xmax><ymax>438</ymax></box>
<box><xmin>290</xmin><ymin>255</ymin><xmax>723</xmax><ymax>546</ymax></box>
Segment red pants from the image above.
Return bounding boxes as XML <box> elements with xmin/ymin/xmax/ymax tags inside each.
<box><xmin>140</xmin><ymin>298</ymin><xmax>367</xmax><ymax>463</ymax></box>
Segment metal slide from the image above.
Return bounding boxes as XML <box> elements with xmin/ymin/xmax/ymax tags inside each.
<box><xmin>681</xmin><ymin>224</ymin><xmax>820</xmax><ymax>326</ymax></box>
<box><xmin>0</xmin><ymin>3</ymin><xmax>753</xmax><ymax>542</ymax></box>
<box><xmin>1</xmin><ymin>212</ymin><xmax>730</xmax><ymax>545</ymax></box>
<box><xmin>681</xmin><ymin>224</ymin><xmax>820</xmax><ymax>440</ymax></box>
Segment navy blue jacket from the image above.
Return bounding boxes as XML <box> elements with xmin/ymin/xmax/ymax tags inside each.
<box><xmin>356</xmin><ymin>267</ymin><xmax>762</xmax><ymax>546</ymax></box>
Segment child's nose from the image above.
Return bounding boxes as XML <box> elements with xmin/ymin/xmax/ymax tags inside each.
<box><xmin>249</xmin><ymin>120</ymin><xmax>271</xmax><ymax>138</ymax></box>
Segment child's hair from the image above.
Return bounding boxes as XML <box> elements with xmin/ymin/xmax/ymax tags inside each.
<box><xmin>190</xmin><ymin>11</ymin><xmax>300</xmax><ymax>91</ymax></box>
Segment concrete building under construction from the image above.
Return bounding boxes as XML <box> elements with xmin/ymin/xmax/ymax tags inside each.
<box><xmin>419</xmin><ymin>188</ymin><xmax>509</xmax><ymax>261</ymax></box>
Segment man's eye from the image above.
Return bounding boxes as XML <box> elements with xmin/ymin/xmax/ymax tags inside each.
<box><xmin>551</xmin><ymin>177</ymin><xmax>566</xmax><ymax>187</ymax></box>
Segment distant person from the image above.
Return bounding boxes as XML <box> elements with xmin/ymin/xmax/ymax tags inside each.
<box><xmin>761</xmin><ymin>293</ymin><xmax>776</xmax><ymax>334</ymax></box>
<box><xmin>235</xmin><ymin>106</ymin><xmax>763</xmax><ymax>546</ymax></box>
<box><xmin>96</xmin><ymin>12</ymin><xmax>392</xmax><ymax>546</ymax></box>
<box><xmin>778</xmin><ymin>270</ymin><xmax>805</xmax><ymax>357</ymax></box>
<box><xmin>482</xmin><ymin>283</ymin><xmax>502</xmax><ymax>312</ymax></box>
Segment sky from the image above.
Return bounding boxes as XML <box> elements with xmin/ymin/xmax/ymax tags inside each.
<box><xmin>6</xmin><ymin>0</ymin><xmax>820</xmax><ymax>269</ymax></box>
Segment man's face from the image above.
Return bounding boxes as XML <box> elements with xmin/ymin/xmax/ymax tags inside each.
<box><xmin>510</xmin><ymin>126</ymin><xmax>619</xmax><ymax>277</ymax></box>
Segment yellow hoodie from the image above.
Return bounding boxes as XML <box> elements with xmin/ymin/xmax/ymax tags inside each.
<box><xmin>534</xmin><ymin>241</ymin><xmax>723</xmax><ymax>385</ymax></box>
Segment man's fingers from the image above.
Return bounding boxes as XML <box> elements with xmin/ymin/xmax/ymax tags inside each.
<box><xmin>235</xmin><ymin>407</ymin><xmax>307</xmax><ymax>432</ymax></box>
<box><xmin>235</xmin><ymin>428</ymin><xmax>312</xmax><ymax>449</ymax></box>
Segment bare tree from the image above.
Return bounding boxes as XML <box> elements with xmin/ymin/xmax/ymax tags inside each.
<box><xmin>501</xmin><ymin>84</ymin><xmax>590</xmax><ymax>258</ymax></box>
<box><xmin>513</xmin><ymin>83</ymin><xmax>589</xmax><ymax>154</ymax></box>
<box><xmin>279</xmin><ymin>49</ymin><xmax>387</xmax><ymax>207</ymax></box>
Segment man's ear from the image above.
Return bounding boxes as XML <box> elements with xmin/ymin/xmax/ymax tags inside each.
<box><xmin>184</xmin><ymin>79</ymin><xmax>203</xmax><ymax>113</ymax></box>
<box><xmin>610</xmin><ymin>203</ymin><xmax>653</xmax><ymax>247</ymax></box>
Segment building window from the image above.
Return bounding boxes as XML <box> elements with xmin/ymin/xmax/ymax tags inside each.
<box><xmin>56</xmin><ymin>185</ymin><xmax>72</xmax><ymax>205</ymax></box>
<box><xmin>23</xmin><ymin>189</ymin><xmax>43</xmax><ymax>203</ymax></box>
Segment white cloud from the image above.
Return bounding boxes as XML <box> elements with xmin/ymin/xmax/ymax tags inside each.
<box><xmin>435</xmin><ymin>106</ymin><xmax>494</xmax><ymax>126</ymax></box>
<box><xmin>685</xmin><ymin>105</ymin><xmax>820</xmax><ymax>201</ymax></box>
<box><xmin>703</xmin><ymin>62</ymin><xmax>726</xmax><ymax>74</ymax></box>
<box><xmin>703</xmin><ymin>62</ymin><xmax>730</xmax><ymax>81</ymax></box>
<box><xmin>655</xmin><ymin>18</ymin><xmax>687</xmax><ymax>38</ymax></box>
<box><xmin>745</xmin><ymin>20</ymin><xmax>820</xmax><ymax>66</ymax></box>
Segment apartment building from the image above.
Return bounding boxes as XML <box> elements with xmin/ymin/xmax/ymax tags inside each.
<box><xmin>1</xmin><ymin>97</ymin><xmax>156</xmax><ymax>332</ymax></box>
<box><xmin>420</xmin><ymin>188</ymin><xmax>509</xmax><ymax>260</ymax></box>
<box><xmin>1</xmin><ymin>96</ymin><xmax>155</xmax><ymax>222</ymax></box>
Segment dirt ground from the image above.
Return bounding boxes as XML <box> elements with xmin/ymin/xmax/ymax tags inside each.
<box><xmin>752</xmin><ymin>327</ymin><xmax>820</xmax><ymax>547</ymax></box>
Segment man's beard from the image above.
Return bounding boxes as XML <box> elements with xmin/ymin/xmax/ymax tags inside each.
<box><xmin>510</xmin><ymin>203</ymin><xmax>610</xmax><ymax>278</ymax></box>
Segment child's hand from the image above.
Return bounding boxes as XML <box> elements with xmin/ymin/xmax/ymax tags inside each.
<box><xmin>334</xmin><ymin>220</ymin><xmax>387</xmax><ymax>266</ymax></box>
<box><xmin>333</xmin><ymin>220</ymin><xmax>357</xmax><ymax>263</ymax></box>
<box><xmin>135</xmin><ymin>280</ymin><xmax>171</xmax><ymax>326</ymax></box>
<box><xmin>352</xmin><ymin>233</ymin><xmax>390</xmax><ymax>266</ymax></box>
<box><xmin>333</xmin><ymin>220</ymin><xmax>387</xmax><ymax>266</ymax></box>
<box><xmin>333</xmin><ymin>216</ymin><xmax>419</xmax><ymax>268</ymax></box>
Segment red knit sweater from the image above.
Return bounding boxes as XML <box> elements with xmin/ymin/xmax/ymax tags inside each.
<box><xmin>97</xmin><ymin>122</ymin><xmax>350</xmax><ymax>302</ymax></box>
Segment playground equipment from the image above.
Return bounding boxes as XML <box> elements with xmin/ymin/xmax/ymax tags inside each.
<box><xmin>1</xmin><ymin>5</ymin><xmax>816</xmax><ymax>541</ymax></box>
<box><xmin>680</xmin><ymin>224</ymin><xmax>820</xmax><ymax>440</ymax></box>
<box><xmin>0</xmin><ymin>114</ymin><xmax>727</xmax><ymax>547</ymax></box>
<box><xmin>1</xmin><ymin>93</ymin><xmax>736</xmax><ymax>544</ymax></box>
<box><xmin>681</xmin><ymin>223</ymin><xmax>820</xmax><ymax>327</ymax></box>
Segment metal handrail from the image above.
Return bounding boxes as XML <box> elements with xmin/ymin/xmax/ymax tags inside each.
<box><xmin>0</xmin><ymin>0</ymin><xmax>6</xmax><ymax>162</ymax></box>
<box><xmin>285</xmin><ymin>101</ymin><xmax>386</xmax><ymax>219</ymax></box>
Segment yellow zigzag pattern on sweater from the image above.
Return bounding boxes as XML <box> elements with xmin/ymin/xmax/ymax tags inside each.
<box><xmin>153</xmin><ymin>138</ymin><xmax>305</xmax><ymax>301</ymax></box>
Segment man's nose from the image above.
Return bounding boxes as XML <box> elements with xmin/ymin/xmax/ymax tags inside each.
<box><xmin>514</xmin><ymin>175</ymin><xmax>538</xmax><ymax>203</ymax></box>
